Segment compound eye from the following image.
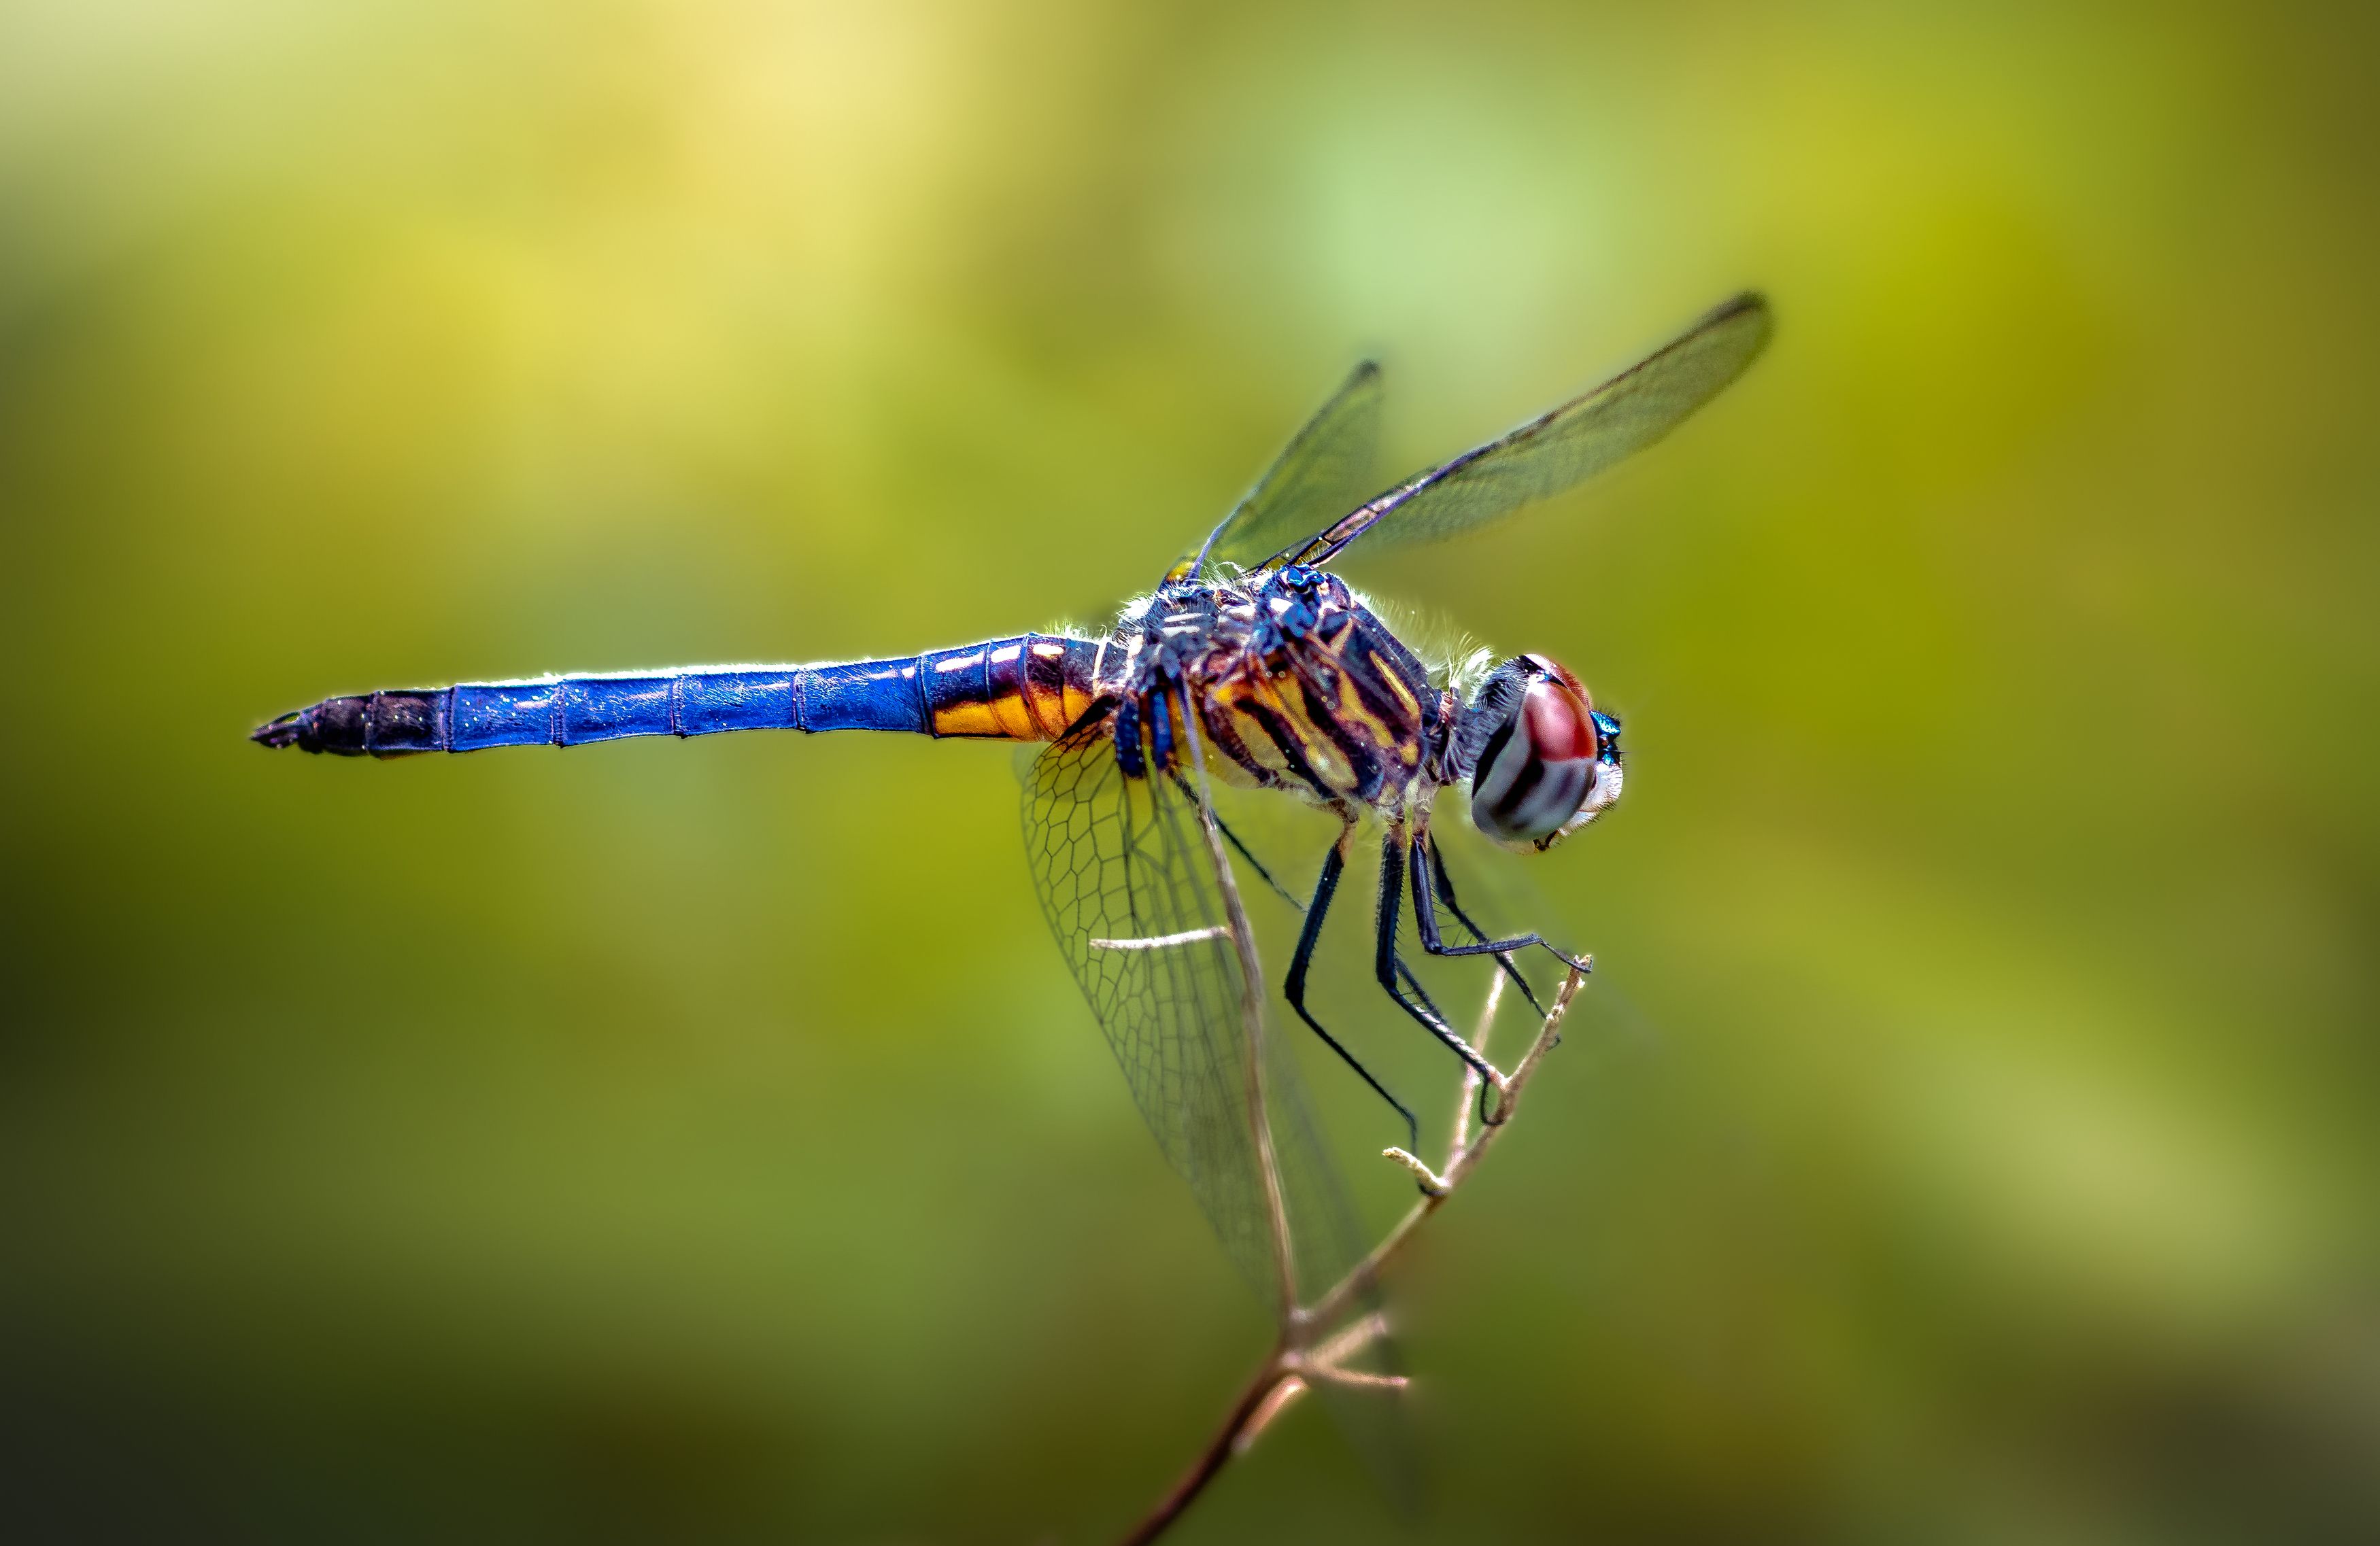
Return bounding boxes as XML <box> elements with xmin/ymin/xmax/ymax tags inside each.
<box><xmin>1523</xmin><ymin>677</ymin><xmax>1598</xmax><ymax>762</ymax></box>
<box><xmin>1471</xmin><ymin>676</ymin><xmax>1600</xmax><ymax>845</ymax></box>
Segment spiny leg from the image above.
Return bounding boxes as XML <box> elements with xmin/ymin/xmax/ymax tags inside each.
<box><xmin>1423</xmin><ymin>835</ymin><xmax>1547</xmax><ymax>1018</ymax></box>
<box><xmin>1284</xmin><ymin>823</ymin><xmax>1421</xmax><ymax>1152</ymax></box>
<box><xmin>1170</xmin><ymin>768</ymin><xmax>1455</xmax><ymax>1037</ymax></box>
<box><xmin>1372</xmin><ymin>827</ymin><xmax>1503</xmax><ymax>1088</ymax></box>
<box><xmin>1174</xmin><ymin>769</ymin><xmax>1301</xmax><ymax>906</ymax></box>
<box><xmin>1409</xmin><ymin>831</ymin><xmax>1589</xmax><ymax>974</ymax></box>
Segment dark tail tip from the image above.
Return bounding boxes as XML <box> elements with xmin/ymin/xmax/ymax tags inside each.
<box><xmin>252</xmin><ymin>712</ymin><xmax>307</xmax><ymax>750</ymax></box>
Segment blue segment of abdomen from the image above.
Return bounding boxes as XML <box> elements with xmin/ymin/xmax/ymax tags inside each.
<box><xmin>260</xmin><ymin>659</ymin><xmax>936</xmax><ymax>756</ymax></box>
<box><xmin>448</xmin><ymin>664</ymin><xmax>930</xmax><ymax>749</ymax></box>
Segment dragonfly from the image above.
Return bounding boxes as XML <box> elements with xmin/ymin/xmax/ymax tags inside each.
<box><xmin>252</xmin><ymin>291</ymin><xmax>1771</xmax><ymax>1486</ymax></box>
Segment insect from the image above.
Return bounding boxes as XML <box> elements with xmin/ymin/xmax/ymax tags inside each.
<box><xmin>254</xmin><ymin>292</ymin><xmax>1771</xmax><ymax>1478</ymax></box>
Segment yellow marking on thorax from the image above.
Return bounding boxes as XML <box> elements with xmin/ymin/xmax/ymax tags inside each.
<box><xmin>1328</xmin><ymin>672</ymin><xmax>1418</xmax><ymax>766</ymax></box>
<box><xmin>1251</xmin><ymin>674</ymin><xmax>1359</xmax><ymax>793</ymax></box>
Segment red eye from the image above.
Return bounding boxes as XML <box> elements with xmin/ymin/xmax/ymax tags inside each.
<box><xmin>1522</xmin><ymin>678</ymin><xmax>1597</xmax><ymax>763</ymax></box>
<box><xmin>1524</xmin><ymin>654</ymin><xmax>1588</xmax><ymax>697</ymax></box>
<box><xmin>1468</xmin><ymin>653</ymin><xmax>1623</xmax><ymax>848</ymax></box>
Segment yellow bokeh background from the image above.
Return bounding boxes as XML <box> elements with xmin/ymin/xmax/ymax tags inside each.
<box><xmin>4</xmin><ymin>2</ymin><xmax>2374</xmax><ymax>1541</ymax></box>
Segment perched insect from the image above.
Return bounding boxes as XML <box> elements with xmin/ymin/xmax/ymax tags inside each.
<box><xmin>255</xmin><ymin>291</ymin><xmax>1771</xmax><ymax>1487</ymax></box>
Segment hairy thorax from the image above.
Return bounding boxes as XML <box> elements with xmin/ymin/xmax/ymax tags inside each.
<box><xmin>1099</xmin><ymin>568</ymin><xmax>1445</xmax><ymax>814</ymax></box>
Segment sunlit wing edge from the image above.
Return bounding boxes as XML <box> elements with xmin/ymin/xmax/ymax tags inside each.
<box><xmin>1282</xmin><ymin>290</ymin><xmax>1773</xmax><ymax>569</ymax></box>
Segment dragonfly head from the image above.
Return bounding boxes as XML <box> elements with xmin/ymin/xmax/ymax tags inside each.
<box><xmin>1455</xmin><ymin>654</ymin><xmax>1623</xmax><ymax>853</ymax></box>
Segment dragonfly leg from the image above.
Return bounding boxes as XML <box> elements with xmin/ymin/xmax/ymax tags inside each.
<box><xmin>1421</xmin><ymin>835</ymin><xmax>1546</xmax><ymax>1017</ymax></box>
<box><xmin>1285</xmin><ymin>823</ymin><xmax>1421</xmax><ymax>1153</ymax></box>
<box><xmin>1178</xmin><ymin>774</ymin><xmax>1440</xmax><ymax>1145</ymax></box>
<box><xmin>1408</xmin><ymin>831</ymin><xmax>1591</xmax><ymax>974</ymax></box>
<box><xmin>1373</xmin><ymin>827</ymin><xmax>1503</xmax><ymax>1088</ymax></box>
<box><xmin>1178</xmin><ymin>772</ymin><xmax>1455</xmax><ymax>1043</ymax></box>
<box><xmin>1181</xmin><ymin>774</ymin><xmax>1302</xmax><ymax>908</ymax></box>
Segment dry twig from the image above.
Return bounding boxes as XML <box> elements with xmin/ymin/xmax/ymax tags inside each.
<box><xmin>1117</xmin><ymin>853</ymin><xmax>1591</xmax><ymax>1546</ymax></box>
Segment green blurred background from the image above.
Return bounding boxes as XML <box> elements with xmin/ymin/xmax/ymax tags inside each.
<box><xmin>4</xmin><ymin>1</ymin><xmax>2375</xmax><ymax>1541</ymax></box>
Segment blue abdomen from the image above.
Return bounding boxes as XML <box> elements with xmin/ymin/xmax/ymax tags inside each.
<box><xmin>254</xmin><ymin>636</ymin><xmax>1101</xmax><ymax>757</ymax></box>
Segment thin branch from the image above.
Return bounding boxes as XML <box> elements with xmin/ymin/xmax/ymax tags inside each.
<box><xmin>1120</xmin><ymin>959</ymin><xmax>1593</xmax><ymax>1543</ymax></box>
<box><xmin>1299</xmin><ymin>963</ymin><xmax>1586</xmax><ymax>1335</ymax></box>
<box><xmin>1449</xmin><ymin>969</ymin><xmax>1507</xmax><ymax>1155</ymax></box>
<box><xmin>1119</xmin><ymin>1352</ymin><xmax>1302</xmax><ymax>1546</ymax></box>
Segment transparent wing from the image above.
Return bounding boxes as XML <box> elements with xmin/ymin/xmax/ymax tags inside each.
<box><xmin>1284</xmin><ymin>292</ymin><xmax>1771</xmax><ymax>569</ymax></box>
<box><xmin>1172</xmin><ymin>360</ymin><xmax>1384</xmax><ymax>582</ymax></box>
<box><xmin>1023</xmin><ymin>712</ymin><xmax>1373</xmax><ymax>1304</ymax></box>
<box><xmin>1022</xmin><ymin>716</ymin><xmax>1415</xmax><ymax>1496</ymax></box>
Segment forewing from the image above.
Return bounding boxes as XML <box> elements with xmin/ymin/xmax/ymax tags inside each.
<box><xmin>1174</xmin><ymin>360</ymin><xmax>1384</xmax><ymax>581</ymax></box>
<box><xmin>1286</xmin><ymin>292</ymin><xmax>1771</xmax><ymax>568</ymax></box>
